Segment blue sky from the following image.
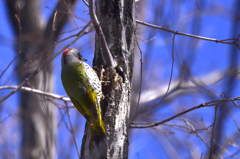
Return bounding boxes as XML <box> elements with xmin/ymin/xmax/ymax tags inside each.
<box><xmin>1</xmin><ymin>0</ymin><xmax>240</xmax><ymax>159</ymax></box>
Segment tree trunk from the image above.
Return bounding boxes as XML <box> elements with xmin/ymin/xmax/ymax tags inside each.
<box><xmin>80</xmin><ymin>0</ymin><xmax>135</xmax><ymax>158</ymax></box>
<box><xmin>5</xmin><ymin>0</ymin><xmax>76</xmax><ymax>158</ymax></box>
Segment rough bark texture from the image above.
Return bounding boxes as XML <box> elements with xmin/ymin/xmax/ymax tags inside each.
<box><xmin>81</xmin><ymin>0</ymin><xmax>135</xmax><ymax>158</ymax></box>
<box><xmin>5</xmin><ymin>0</ymin><xmax>76</xmax><ymax>158</ymax></box>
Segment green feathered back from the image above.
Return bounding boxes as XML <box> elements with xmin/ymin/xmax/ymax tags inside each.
<box><xmin>61</xmin><ymin>62</ymin><xmax>106</xmax><ymax>142</ymax></box>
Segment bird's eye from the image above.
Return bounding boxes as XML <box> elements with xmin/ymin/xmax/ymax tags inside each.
<box><xmin>77</xmin><ymin>52</ymin><xmax>87</xmax><ymax>61</ymax></box>
<box><xmin>78</xmin><ymin>53</ymin><xmax>82</xmax><ymax>60</ymax></box>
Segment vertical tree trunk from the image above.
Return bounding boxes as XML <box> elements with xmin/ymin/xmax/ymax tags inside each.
<box><xmin>6</xmin><ymin>0</ymin><xmax>76</xmax><ymax>158</ymax></box>
<box><xmin>81</xmin><ymin>1</ymin><xmax>135</xmax><ymax>158</ymax></box>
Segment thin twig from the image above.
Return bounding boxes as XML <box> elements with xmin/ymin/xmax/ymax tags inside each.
<box><xmin>0</xmin><ymin>114</ymin><xmax>11</xmax><ymax>123</ymax></box>
<box><xmin>16</xmin><ymin>4</ymin><xmax>22</xmax><ymax>54</ymax></box>
<box><xmin>136</xmin><ymin>20</ymin><xmax>240</xmax><ymax>49</ymax></box>
<box><xmin>137</xmin><ymin>36</ymin><xmax>156</xmax><ymax>43</ymax></box>
<box><xmin>63</xmin><ymin>0</ymin><xmax>79</xmax><ymax>31</ymax></box>
<box><xmin>200</xmin><ymin>119</ymin><xmax>223</xmax><ymax>157</ymax></box>
<box><xmin>153</xmin><ymin>34</ymin><xmax>176</xmax><ymax>107</ymax></box>
<box><xmin>209</xmin><ymin>105</ymin><xmax>218</xmax><ymax>159</ymax></box>
<box><xmin>56</xmin><ymin>23</ymin><xmax>93</xmax><ymax>45</ymax></box>
<box><xmin>52</xmin><ymin>10</ymin><xmax>58</xmax><ymax>31</ymax></box>
<box><xmin>0</xmin><ymin>55</ymin><xmax>20</xmax><ymax>79</ymax></box>
<box><xmin>163</xmin><ymin>132</ymin><xmax>182</xmax><ymax>158</ymax></box>
<box><xmin>130</xmin><ymin>95</ymin><xmax>240</xmax><ymax>128</ymax></box>
<box><xmin>58</xmin><ymin>107</ymin><xmax>71</xmax><ymax>131</ymax></box>
<box><xmin>82</xmin><ymin>0</ymin><xmax>89</xmax><ymax>7</ymax></box>
<box><xmin>163</xmin><ymin>123</ymin><xmax>212</xmax><ymax>133</ymax></box>
<box><xmin>184</xmin><ymin>119</ymin><xmax>210</xmax><ymax>149</ymax></box>
<box><xmin>65</xmin><ymin>102</ymin><xmax>80</xmax><ymax>157</ymax></box>
<box><xmin>217</xmin><ymin>141</ymin><xmax>233</xmax><ymax>156</ymax></box>
<box><xmin>226</xmin><ymin>105</ymin><xmax>240</xmax><ymax>131</ymax></box>
<box><xmin>134</xmin><ymin>30</ymin><xmax>143</xmax><ymax>118</ymax></box>
<box><xmin>46</xmin><ymin>6</ymin><xmax>88</xmax><ymax>23</ymax></box>
<box><xmin>57</xmin><ymin>108</ymin><xmax>67</xmax><ymax>128</ymax></box>
<box><xmin>228</xmin><ymin>149</ymin><xmax>240</xmax><ymax>158</ymax></box>
<box><xmin>195</xmin><ymin>0</ymin><xmax>200</xmax><ymax>9</ymax></box>
<box><xmin>162</xmin><ymin>123</ymin><xmax>190</xmax><ymax>132</ymax></box>
<box><xmin>51</xmin><ymin>21</ymin><xmax>91</xmax><ymax>61</ymax></box>
<box><xmin>231</xmin><ymin>99</ymin><xmax>240</xmax><ymax>108</ymax></box>
<box><xmin>221</xmin><ymin>93</ymin><xmax>240</xmax><ymax>131</ymax></box>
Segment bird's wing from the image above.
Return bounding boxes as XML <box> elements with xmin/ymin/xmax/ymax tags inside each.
<box><xmin>73</xmin><ymin>62</ymin><xmax>100</xmax><ymax>124</ymax></box>
<box><xmin>80</xmin><ymin>62</ymin><xmax>102</xmax><ymax>103</ymax></box>
<box><xmin>61</xmin><ymin>62</ymin><xmax>101</xmax><ymax>125</ymax></box>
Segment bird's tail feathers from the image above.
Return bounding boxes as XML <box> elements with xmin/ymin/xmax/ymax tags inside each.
<box><xmin>88</xmin><ymin>121</ymin><xmax>106</xmax><ymax>144</ymax></box>
<box><xmin>88</xmin><ymin>121</ymin><xmax>108</xmax><ymax>157</ymax></box>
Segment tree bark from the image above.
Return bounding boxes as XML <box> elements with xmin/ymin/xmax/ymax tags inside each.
<box><xmin>5</xmin><ymin>0</ymin><xmax>76</xmax><ymax>158</ymax></box>
<box><xmin>81</xmin><ymin>0</ymin><xmax>135</xmax><ymax>158</ymax></box>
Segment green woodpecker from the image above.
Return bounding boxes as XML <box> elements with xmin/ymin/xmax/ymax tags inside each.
<box><xmin>61</xmin><ymin>48</ymin><xmax>106</xmax><ymax>142</ymax></box>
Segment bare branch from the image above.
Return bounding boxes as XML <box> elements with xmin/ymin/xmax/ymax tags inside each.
<box><xmin>134</xmin><ymin>30</ymin><xmax>143</xmax><ymax>118</ymax></box>
<box><xmin>56</xmin><ymin>22</ymin><xmax>93</xmax><ymax>44</ymax></box>
<box><xmin>184</xmin><ymin>119</ymin><xmax>211</xmax><ymax>149</ymax></box>
<box><xmin>195</xmin><ymin>0</ymin><xmax>200</xmax><ymax>9</ymax></box>
<box><xmin>52</xmin><ymin>10</ymin><xmax>58</xmax><ymax>31</ymax></box>
<box><xmin>209</xmin><ymin>105</ymin><xmax>219</xmax><ymax>158</ymax></box>
<box><xmin>58</xmin><ymin>107</ymin><xmax>71</xmax><ymax>131</ymax></box>
<box><xmin>44</xmin><ymin>0</ymin><xmax>77</xmax><ymax>41</ymax></box>
<box><xmin>0</xmin><ymin>54</ymin><xmax>20</xmax><ymax>79</ymax></box>
<box><xmin>136</xmin><ymin>20</ymin><xmax>240</xmax><ymax>49</ymax></box>
<box><xmin>184</xmin><ymin>119</ymin><xmax>224</xmax><ymax>159</ymax></box>
<box><xmin>152</xmin><ymin>34</ymin><xmax>176</xmax><ymax>108</ymax></box>
<box><xmin>57</xmin><ymin>108</ymin><xmax>67</xmax><ymax>128</ymax></box>
<box><xmin>140</xmin><ymin>69</ymin><xmax>240</xmax><ymax>105</ymax></box>
<box><xmin>0</xmin><ymin>85</ymin><xmax>70</xmax><ymax>102</ymax></box>
<box><xmin>137</xmin><ymin>35</ymin><xmax>156</xmax><ymax>43</ymax></box>
<box><xmin>88</xmin><ymin>0</ymin><xmax>116</xmax><ymax>67</ymax></box>
<box><xmin>46</xmin><ymin>6</ymin><xmax>88</xmax><ymax>23</ymax></box>
<box><xmin>222</xmin><ymin>93</ymin><xmax>240</xmax><ymax>131</ymax></box>
<box><xmin>82</xmin><ymin>0</ymin><xmax>89</xmax><ymax>7</ymax></box>
<box><xmin>0</xmin><ymin>21</ymin><xmax>91</xmax><ymax>103</ymax></box>
<box><xmin>217</xmin><ymin>141</ymin><xmax>233</xmax><ymax>157</ymax></box>
<box><xmin>226</xmin><ymin>105</ymin><xmax>240</xmax><ymax>131</ymax></box>
<box><xmin>15</xmin><ymin>3</ymin><xmax>22</xmax><ymax>53</ymax></box>
<box><xmin>75</xmin><ymin>1</ymin><xmax>240</xmax><ymax>50</ymax></box>
<box><xmin>0</xmin><ymin>69</ymin><xmax>39</xmax><ymax>103</ymax></box>
<box><xmin>0</xmin><ymin>114</ymin><xmax>11</xmax><ymax>123</ymax></box>
<box><xmin>232</xmin><ymin>98</ymin><xmax>240</xmax><ymax>108</ymax></box>
<box><xmin>131</xmin><ymin>96</ymin><xmax>240</xmax><ymax>128</ymax></box>
<box><xmin>65</xmin><ymin>102</ymin><xmax>80</xmax><ymax>157</ymax></box>
<box><xmin>63</xmin><ymin>0</ymin><xmax>80</xmax><ymax>31</ymax></box>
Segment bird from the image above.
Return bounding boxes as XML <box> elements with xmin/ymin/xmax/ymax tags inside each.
<box><xmin>61</xmin><ymin>48</ymin><xmax>106</xmax><ymax>143</ymax></box>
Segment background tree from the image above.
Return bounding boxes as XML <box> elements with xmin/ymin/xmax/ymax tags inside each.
<box><xmin>3</xmin><ymin>0</ymin><xmax>76</xmax><ymax>158</ymax></box>
<box><xmin>0</xmin><ymin>0</ymin><xmax>240</xmax><ymax>159</ymax></box>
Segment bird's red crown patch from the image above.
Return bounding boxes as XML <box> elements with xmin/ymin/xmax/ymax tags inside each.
<box><xmin>62</xmin><ymin>48</ymin><xmax>72</xmax><ymax>58</ymax></box>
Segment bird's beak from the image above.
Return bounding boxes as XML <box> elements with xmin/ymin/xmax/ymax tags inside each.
<box><xmin>80</xmin><ymin>57</ymin><xmax>87</xmax><ymax>61</ymax></box>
